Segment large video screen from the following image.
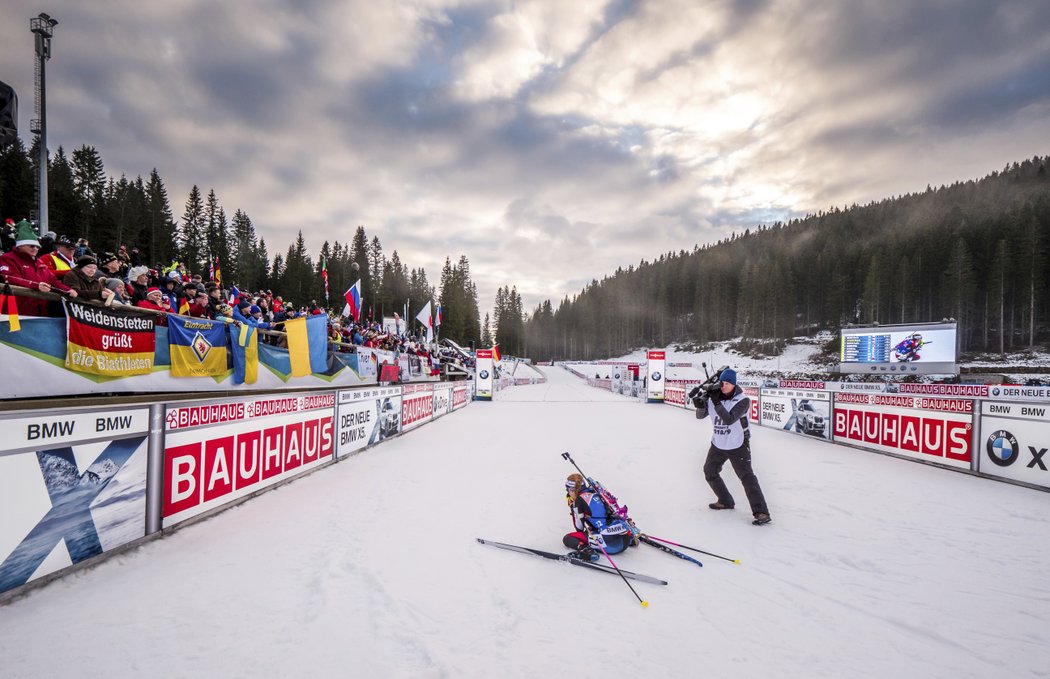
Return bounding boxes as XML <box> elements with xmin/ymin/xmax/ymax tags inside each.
<box><xmin>839</xmin><ymin>322</ymin><xmax>957</xmax><ymax>374</ymax></box>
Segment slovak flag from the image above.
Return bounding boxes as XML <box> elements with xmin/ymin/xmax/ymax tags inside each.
<box><xmin>228</xmin><ymin>285</ymin><xmax>241</xmax><ymax>305</ymax></box>
<box><xmin>343</xmin><ymin>279</ymin><xmax>362</xmax><ymax>321</ymax></box>
<box><xmin>435</xmin><ymin>305</ymin><xmax>442</xmax><ymax>327</ymax></box>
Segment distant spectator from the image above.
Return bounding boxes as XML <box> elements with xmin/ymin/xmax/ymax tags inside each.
<box><xmin>136</xmin><ymin>287</ymin><xmax>170</xmax><ymax>324</ymax></box>
<box><xmin>74</xmin><ymin>238</ymin><xmax>93</xmax><ymax>258</ymax></box>
<box><xmin>41</xmin><ymin>234</ymin><xmax>76</xmax><ymax>276</ymax></box>
<box><xmin>126</xmin><ymin>266</ymin><xmax>151</xmax><ymax>305</ymax></box>
<box><xmin>0</xmin><ymin>220</ymin><xmax>78</xmax><ymax>315</ymax></box>
<box><xmin>63</xmin><ymin>256</ymin><xmax>114</xmax><ymax>303</ymax></box>
<box><xmin>103</xmin><ymin>277</ymin><xmax>132</xmax><ymax>306</ymax></box>
<box><xmin>38</xmin><ymin>231</ymin><xmax>56</xmax><ymax>256</ymax></box>
<box><xmin>97</xmin><ymin>252</ymin><xmax>122</xmax><ymax>280</ymax></box>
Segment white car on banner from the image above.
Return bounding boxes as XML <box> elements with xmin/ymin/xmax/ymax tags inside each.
<box><xmin>336</xmin><ymin>387</ymin><xmax>402</xmax><ymax>458</ymax></box>
<box><xmin>760</xmin><ymin>389</ymin><xmax>832</xmax><ymax>440</ymax></box>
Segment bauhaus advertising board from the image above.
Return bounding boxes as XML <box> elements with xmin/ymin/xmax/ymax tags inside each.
<box><xmin>832</xmin><ymin>393</ymin><xmax>974</xmax><ymax>469</ymax></box>
<box><xmin>336</xmin><ymin>386</ymin><xmax>402</xmax><ymax>458</ymax></box>
<box><xmin>162</xmin><ymin>393</ymin><xmax>336</xmax><ymax>527</ymax></box>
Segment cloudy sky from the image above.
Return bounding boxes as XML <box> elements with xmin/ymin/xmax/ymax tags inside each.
<box><xmin>2</xmin><ymin>1</ymin><xmax>1049</xmax><ymax>315</ymax></box>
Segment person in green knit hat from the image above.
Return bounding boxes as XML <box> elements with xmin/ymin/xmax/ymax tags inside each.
<box><xmin>0</xmin><ymin>220</ymin><xmax>78</xmax><ymax>316</ymax></box>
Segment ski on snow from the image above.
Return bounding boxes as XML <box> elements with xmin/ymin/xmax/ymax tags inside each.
<box><xmin>637</xmin><ymin>535</ymin><xmax>704</xmax><ymax>568</ymax></box>
<box><xmin>476</xmin><ymin>538</ymin><xmax>668</xmax><ymax>586</ymax></box>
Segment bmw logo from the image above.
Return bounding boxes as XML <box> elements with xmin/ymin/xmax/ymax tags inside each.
<box><xmin>480</xmin><ymin>370</ymin><xmax>489</xmax><ymax>379</ymax></box>
<box><xmin>986</xmin><ymin>429</ymin><xmax>1019</xmax><ymax>467</ymax></box>
<box><xmin>991</xmin><ymin>387</ymin><xmax>1000</xmax><ymax>396</ymax></box>
<box><xmin>652</xmin><ymin>372</ymin><xmax>662</xmax><ymax>381</ymax></box>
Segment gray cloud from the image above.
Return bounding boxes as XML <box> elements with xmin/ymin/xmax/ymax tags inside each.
<box><xmin>2</xmin><ymin>0</ymin><xmax>1048</xmax><ymax>317</ymax></box>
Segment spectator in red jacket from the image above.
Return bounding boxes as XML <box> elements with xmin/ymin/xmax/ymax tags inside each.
<box><xmin>0</xmin><ymin>221</ymin><xmax>78</xmax><ymax>315</ymax></box>
<box><xmin>136</xmin><ymin>287</ymin><xmax>170</xmax><ymax>325</ymax></box>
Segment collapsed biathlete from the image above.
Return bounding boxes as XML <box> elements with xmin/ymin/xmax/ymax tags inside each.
<box><xmin>562</xmin><ymin>473</ymin><xmax>637</xmax><ymax>562</ymax></box>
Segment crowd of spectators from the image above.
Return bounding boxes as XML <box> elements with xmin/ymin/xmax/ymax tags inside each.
<box><xmin>0</xmin><ymin>218</ymin><xmax>471</xmax><ymax>377</ymax></box>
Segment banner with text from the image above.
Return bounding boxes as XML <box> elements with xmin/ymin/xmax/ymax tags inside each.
<box><xmin>65</xmin><ymin>300</ymin><xmax>155</xmax><ymax>376</ymax></box>
<box><xmin>475</xmin><ymin>350</ymin><xmax>493</xmax><ymax>400</ymax></box>
<box><xmin>336</xmin><ymin>386</ymin><xmax>401</xmax><ymax>458</ymax></box>
<box><xmin>432</xmin><ymin>382</ymin><xmax>453</xmax><ymax>419</ymax></box>
<box><xmin>402</xmin><ymin>383</ymin><xmax>434</xmax><ymax>431</ymax></box>
<box><xmin>162</xmin><ymin>393</ymin><xmax>336</xmax><ymax>527</ymax></box>
<box><xmin>978</xmin><ymin>401</ymin><xmax>1050</xmax><ymax>489</ymax></box>
<box><xmin>832</xmin><ymin>393</ymin><xmax>974</xmax><ymax>469</ymax></box>
<box><xmin>646</xmin><ymin>350</ymin><xmax>665</xmax><ymax>403</ymax></box>
<box><xmin>760</xmin><ymin>388</ymin><xmax>832</xmax><ymax>441</ymax></box>
<box><xmin>0</xmin><ymin>406</ymin><xmax>150</xmax><ymax>596</ymax></box>
<box><xmin>452</xmin><ymin>383</ymin><xmax>470</xmax><ymax>410</ymax></box>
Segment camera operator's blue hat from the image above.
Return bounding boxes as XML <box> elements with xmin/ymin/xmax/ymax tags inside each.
<box><xmin>719</xmin><ymin>368</ymin><xmax>737</xmax><ymax>385</ymax></box>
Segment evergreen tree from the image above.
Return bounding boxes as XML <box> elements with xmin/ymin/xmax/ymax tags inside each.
<box><xmin>145</xmin><ymin>169</ymin><xmax>177</xmax><ymax>265</ymax></box>
<box><xmin>179</xmin><ymin>185</ymin><xmax>206</xmax><ymax>273</ymax></box>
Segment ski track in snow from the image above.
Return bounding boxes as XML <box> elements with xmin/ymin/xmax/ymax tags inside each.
<box><xmin>1</xmin><ymin>366</ymin><xmax>1048</xmax><ymax>678</ymax></box>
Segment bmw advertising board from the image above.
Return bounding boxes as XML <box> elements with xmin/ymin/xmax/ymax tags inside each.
<box><xmin>978</xmin><ymin>401</ymin><xmax>1050</xmax><ymax>489</ymax></box>
<box><xmin>336</xmin><ymin>386</ymin><xmax>402</xmax><ymax>458</ymax></box>
<box><xmin>646</xmin><ymin>350</ymin><xmax>665</xmax><ymax>403</ymax></box>
<box><xmin>475</xmin><ymin>350</ymin><xmax>493</xmax><ymax>401</ymax></box>
<box><xmin>760</xmin><ymin>389</ymin><xmax>832</xmax><ymax>440</ymax></box>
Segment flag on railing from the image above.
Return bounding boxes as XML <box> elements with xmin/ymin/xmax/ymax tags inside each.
<box><xmin>415</xmin><ymin>301</ymin><xmax>433</xmax><ymax>343</ymax></box>
<box><xmin>343</xmin><ymin>279</ymin><xmax>361</xmax><ymax>321</ymax></box>
<box><xmin>284</xmin><ymin>314</ymin><xmax>328</xmax><ymax>377</ymax></box>
<box><xmin>321</xmin><ymin>256</ymin><xmax>330</xmax><ymax>304</ymax></box>
<box><xmin>231</xmin><ymin>323</ymin><xmax>258</xmax><ymax>385</ymax></box>
<box><xmin>168</xmin><ymin>314</ymin><xmax>227</xmax><ymax>377</ymax></box>
<box><xmin>0</xmin><ymin>283</ymin><xmax>20</xmax><ymax>332</ymax></box>
<box><xmin>64</xmin><ymin>300</ymin><xmax>155</xmax><ymax>376</ymax></box>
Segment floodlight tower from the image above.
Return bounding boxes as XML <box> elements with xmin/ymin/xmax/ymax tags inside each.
<box><xmin>30</xmin><ymin>12</ymin><xmax>58</xmax><ymax>236</ymax></box>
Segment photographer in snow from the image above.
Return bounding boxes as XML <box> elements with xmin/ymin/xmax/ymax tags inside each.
<box><xmin>692</xmin><ymin>368</ymin><xmax>771</xmax><ymax>526</ymax></box>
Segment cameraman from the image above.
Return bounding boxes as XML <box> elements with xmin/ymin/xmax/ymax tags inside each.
<box><xmin>692</xmin><ymin>368</ymin><xmax>771</xmax><ymax>526</ymax></box>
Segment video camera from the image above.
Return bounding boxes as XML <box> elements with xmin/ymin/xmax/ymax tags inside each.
<box><xmin>688</xmin><ymin>363</ymin><xmax>729</xmax><ymax>407</ymax></box>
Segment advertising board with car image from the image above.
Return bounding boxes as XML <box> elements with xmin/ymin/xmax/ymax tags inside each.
<box><xmin>759</xmin><ymin>388</ymin><xmax>832</xmax><ymax>440</ymax></box>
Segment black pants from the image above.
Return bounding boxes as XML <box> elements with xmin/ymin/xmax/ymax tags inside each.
<box><xmin>704</xmin><ymin>440</ymin><xmax>768</xmax><ymax>515</ymax></box>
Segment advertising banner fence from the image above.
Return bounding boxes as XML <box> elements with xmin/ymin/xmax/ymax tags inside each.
<box><xmin>664</xmin><ymin>383</ymin><xmax>687</xmax><ymax>408</ymax></box>
<box><xmin>162</xmin><ymin>393</ymin><xmax>336</xmax><ymax>527</ymax></box>
<box><xmin>760</xmin><ymin>388</ymin><xmax>831</xmax><ymax>441</ymax></box>
<box><xmin>336</xmin><ymin>386</ymin><xmax>401</xmax><ymax>458</ymax></box>
<box><xmin>833</xmin><ymin>393</ymin><xmax>974</xmax><ymax>469</ymax></box>
<box><xmin>978</xmin><ymin>401</ymin><xmax>1050</xmax><ymax>489</ymax></box>
<box><xmin>452</xmin><ymin>383</ymin><xmax>470</xmax><ymax>410</ymax></box>
<box><xmin>402</xmin><ymin>383</ymin><xmax>434</xmax><ymax>432</ymax></box>
<box><xmin>64</xmin><ymin>300</ymin><xmax>155</xmax><ymax>376</ymax></box>
<box><xmin>0</xmin><ymin>406</ymin><xmax>150</xmax><ymax>596</ymax></box>
<box><xmin>743</xmin><ymin>386</ymin><xmax>760</xmax><ymax>422</ymax></box>
<box><xmin>432</xmin><ymin>382</ymin><xmax>453</xmax><ymax>418</ymax></box>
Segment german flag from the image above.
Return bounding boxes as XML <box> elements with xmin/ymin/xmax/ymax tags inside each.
<box><xmin>168</xmin><ymin>314</ymin><xmax>227</xmax><ymax>377</ymax></box>
<box><xmin>64</xmin><ymin>300</ymin><xmax>155</xmax><ymax>376</ymax></box>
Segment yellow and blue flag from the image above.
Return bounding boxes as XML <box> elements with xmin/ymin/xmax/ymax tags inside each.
<box><xmin>168</xmin><ymin>315</ymin><xmax>227</xmax><ymax>377</ymax></box>
<box><xmin>231</xmin><ymin>323</ymin><xmax>258</xmax><ymax>384</ymax></box>
<box><xmin>285</xmin><ymin>314</ymin><xmax>328</xmax><ymax>377</ymax></box>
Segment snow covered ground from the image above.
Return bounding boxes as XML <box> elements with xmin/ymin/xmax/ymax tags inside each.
<box><xmin>2</xmin><ymin>366</ymin><xmax>1048</xmax><ymax>678</ymax></box>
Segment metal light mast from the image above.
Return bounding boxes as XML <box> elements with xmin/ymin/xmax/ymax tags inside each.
<box><xmin>30</xmin><ymin>12</ymin><xmax>58</xmax><ymax>236</ymax></box>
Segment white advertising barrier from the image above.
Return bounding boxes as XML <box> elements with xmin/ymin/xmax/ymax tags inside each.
<box><xmin>452</xmin><ymin>383</ymin><xmax>470</xmax><ymax>410</ymax></box>
<box><xmin>986</xmin><ymin>384</ymin><xmax>1050</xmax><ymax>402</ymax></box>
<box><xmin>979</xmin><ymin>401</ymin><xmax>1050</xmax><ymax>489</ymax></box>
<box><xmin>832</xmin><ymin>393</ymin><xmax>974</xmax><ymax>469</ymax></box>
<box><xmin>402</xmin><ymin>383</ymin><xmax>435</xmax><ymax>432</ymax></box>
<box><xmin>647</xmin><ymin>350</ymin><xmax>666</xmax><ymax>403</ymax></box>
<box><xmin>336</xmin><ymin>386</ymin><xmax>402</xmax><ymax>458</ymax></box>
<box><xmin>0</xmin><ymin>406</ymin><xmax>151</xmax><ymax>596</ymax></box>
<box><xmin>432</xmin><ymin>382</ymin><xmax>453</xmax><ymax>418</ymax></box>
<box><xmin>760</xmin><ymin>388</ymin><xmax>832</xmax><ymax>441</ymax></box>
<box><xmin>664</xmin><ymin>383</ymin><xmax>687</xmax><ymax>408</ymax></box>
<box><xmin>743</xmin><ymin>386</ymin><xmax>761</xmax><ymax>422</ymax></box>
<box><xmin>162</xmin><ymin>393</ymin><xmax>336</xmax><ymax>527</ymax></box>
<box><xmin>475</xmin><ymin>350</ymin><xmax>494</xmax><ymax>400</ymax></box>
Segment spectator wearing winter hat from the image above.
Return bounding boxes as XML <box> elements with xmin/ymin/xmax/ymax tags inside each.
<box><xmin>176</xmin><ymin>282</ymin><xmax>209</xmax><ymax>318</ymax></box>
<box><xmin>96</xmin><ymin>252</ymin><xmax>122</xmax><ymax>280</ymax></box>
<box><xmin>62</xmin><ymin>256</ymin><xmax>114</xmax><ymax>303</ymax></box>
<box><xmin>0</xmin><ymin>220</ymin><xmax>78</xmax><ymax>316</ymax></box>
<box><xmin>41</xmin><ymin>234</ymin><xmax>77</xmax><ymax>276</ymax></box>
<box><xmin>136</xmin><ymin>286</ymin><xmax>170</xmax><ymax>324</ymax></box>
<box><xmin>103</xmin><ymin>277</ymin><xmax>132</xmax><ymax>306</ymax></box>
<box><xmin>694</xmin><ymin>367</ymin><xmax>771</xmax><ymax>526</ymax></box>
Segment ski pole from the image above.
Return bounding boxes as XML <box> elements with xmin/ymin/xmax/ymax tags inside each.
<box><xmin>599</xmin><ymin>544</ymin><xmax>649</xmax><ymax>608</ymax></box>
<box><xmin>642</xmin><ymin>534</ymin><xmax>741</xmax><ymax>564</ymax></box>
